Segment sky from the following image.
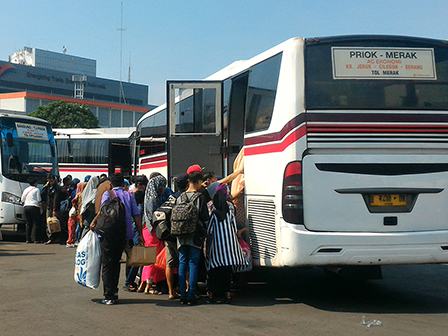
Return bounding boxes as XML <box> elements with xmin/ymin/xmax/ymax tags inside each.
<box><xmin>2</xmin><ymin>0</ymin><xmax>448</xmax><ymax>106</ymax></box>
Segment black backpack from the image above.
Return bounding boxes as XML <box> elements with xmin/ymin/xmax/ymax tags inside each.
<box><xmin>170</xmin><ymin>192</ymin><xmax>201</xmax><ymax>237</ymax></box>
<box><xmin>154</xmin><ymin>195</ymin><xmax>177</xmax><ymax>241</ymax></box>
<box><xmin>94</xmin><ymin>190</ymin><xmax>126</xmax><ymax>238</ymax></box>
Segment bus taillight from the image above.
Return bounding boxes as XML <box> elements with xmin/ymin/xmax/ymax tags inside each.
<box><xmin>282</xmin><ymin>161</ymin><xmax>304</xmax><ymax>224</ymax></box>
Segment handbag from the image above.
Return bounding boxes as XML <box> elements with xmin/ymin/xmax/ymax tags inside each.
<box><xmin>47</xmin><ymin>216</ymin><xmax>61</xmax><ymax>233</ymax></box>
<box><xmin>127</xmin><ymin>245</ymin><xmax>157</xmax><ymax>267</ymax></box>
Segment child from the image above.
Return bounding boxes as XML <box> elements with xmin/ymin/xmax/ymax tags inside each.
<box><xmin>66</xmin><ymin>198</ymin><xmax>78</xmax><ymax>247</ymax></box>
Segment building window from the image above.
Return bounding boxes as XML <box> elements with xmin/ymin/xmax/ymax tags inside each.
<box><xmin>123</xmin><ymin>110</ymin><xmax>134</xmax><ymax>127</ymax></box>
<box><xmin>111</xmin><ymin>109</ymin><xmax>122</xmax><ymax>127</ymax></box>
<box><xmin>98</xmin><ymin>108</ymin><xmax>110</xmax><ymax>127</ymax></box>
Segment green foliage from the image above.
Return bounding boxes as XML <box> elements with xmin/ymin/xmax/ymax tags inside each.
<box><xmin>29</xmin><ymin>101</ymin><xmax>99</xmax><ymax>128</ymax></box>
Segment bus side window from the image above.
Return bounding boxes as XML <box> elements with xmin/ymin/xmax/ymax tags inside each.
<box><xmin>244</xmin><ymin>53</ymin><xmax>282</xmax><ymax>134</ymax></box>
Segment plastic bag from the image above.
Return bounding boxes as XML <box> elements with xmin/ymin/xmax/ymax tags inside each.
<box><xmin>74</xmin><ymin>230</ymin><xmax>101</xmax><ymax>289</ymax></box>
<box><xmin>154</xmin><ymin>247</ymin><xmax>167</xmax><ymax>270</ymax></box>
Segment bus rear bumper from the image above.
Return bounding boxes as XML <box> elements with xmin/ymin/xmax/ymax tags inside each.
<box><xmin>278</xmin><ymin>222</ymin><xmax>448</xmax><ymax>267</ymax></box>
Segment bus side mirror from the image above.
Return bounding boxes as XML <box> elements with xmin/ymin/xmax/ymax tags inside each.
<box><xmin>6</xmin><ymin>133</ymin><xmax>14</xmax><ymax>148</ymax></box>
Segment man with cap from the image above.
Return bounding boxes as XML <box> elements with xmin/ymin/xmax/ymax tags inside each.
<box><xmin>187</xmin><ymin>164</ymin><xmax>211</xmax><ymax>203</ymax></box>
<box><xmin>186</xmin><ymin>164</ymin><xmax>202</xmax><ymax>175</ymax></box>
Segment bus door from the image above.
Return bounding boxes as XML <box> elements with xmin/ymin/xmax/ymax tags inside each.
<box><xmin>167</xmin><ymin>81</ymin><xmax>223</xmax><ymax>189</ymax></box>
<box><xmin>109</xmin><ymin>139</ymin><xmax>132</xmax><ymax>176</ymax></box>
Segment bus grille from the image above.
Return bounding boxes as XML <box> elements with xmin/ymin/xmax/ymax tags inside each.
<box><xmin>247</xmin><ymin>199</ymin><xmax>277</xmax><ymax>260</ymax></box>
<box><xmin>306</xmin><ymin>111</ymin><xmax>448</xmax><ymax>148</ymax></box>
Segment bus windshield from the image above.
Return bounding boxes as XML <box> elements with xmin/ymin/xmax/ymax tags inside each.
<box><xmin>1</xmin><ymin>119</ymin><xmax>57</xmax><ymax>183</ymax></box>
<box><xmin>305</xmin><ymin>37</ymin><xmax>448</xmax><ymax>110</ymax></box>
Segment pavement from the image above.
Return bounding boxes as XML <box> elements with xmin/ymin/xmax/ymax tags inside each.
<box><xmin>2</xmin><ymin>229</ymin><xmax>448</xmax><ymax>336</ymax></box>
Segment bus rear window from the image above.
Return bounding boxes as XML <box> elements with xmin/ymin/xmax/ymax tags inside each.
<box><xmin>305</xmin><ymin>38</ymin><xmax>448</xmax><ymax>110</ymax></box>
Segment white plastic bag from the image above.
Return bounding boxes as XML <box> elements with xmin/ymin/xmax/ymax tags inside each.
<box><xmin>74</xmin><ymin>230</ymin><xmax>101</xmax><ymax>289</ymax></box>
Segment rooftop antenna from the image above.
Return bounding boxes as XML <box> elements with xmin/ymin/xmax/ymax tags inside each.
<box><xmin>118</xmin><ymin>1</ymin><xmax>127</xmax><ymax>104</ymax></box>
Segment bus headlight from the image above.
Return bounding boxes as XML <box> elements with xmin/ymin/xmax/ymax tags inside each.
<box><xmin>2</xmin><ymin>192</ymin><xmax>23</xmax><ymax>205</ymax></box>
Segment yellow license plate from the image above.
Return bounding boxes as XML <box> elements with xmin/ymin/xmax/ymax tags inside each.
<box><xmin>370</xmin><ymin>194</ymin><xmax>407</xmax><ymax>207</ymax></box>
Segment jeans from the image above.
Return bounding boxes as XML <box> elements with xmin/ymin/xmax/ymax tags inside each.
<box><xmin>178</xmin><ymin>245</ymin><xmax>201</xmax><ymax>299</ymax></box>
<box><xmin>125</xmin><ymin>266</ymin><xmax>140</xmax><ymax>286</ymax></box>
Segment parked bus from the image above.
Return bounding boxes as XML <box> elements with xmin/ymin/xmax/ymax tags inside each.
<box><xmin>0</xmin><ymin>114</ymin><xmax>57</xmax><ymax>226</ymax></box>
<box><xmin>135</xmin><ymin>107</ymin><xmax>167</xmax><ymax>178</ymax></box>
<box><xmin>54</xmin><ymin>128</ymin><xmax>134</xmax><ymax>181</ymax></box>
<box><xmin>136</xmin><ymin>35</ymin><xmax>448</xmax><ymax>272</ymax></box>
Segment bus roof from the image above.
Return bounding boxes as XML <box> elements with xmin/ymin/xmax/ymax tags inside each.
<box><xmin>0</xmin><ymin>113</ymin><xmax>52</xmax><ymax>125</ymax></box>
<box><xmin>137</xmin><ymin>34</ymin><xmax>448</xmax><ymax>127</ymax></box>
<box><xmin>53</xmin><ymin>127</ymin><xmax>134</xmax><ymax>139</ymax></box>
<box><xmin>305</xmin><ymin>34</ymin><xmax>448</xmax><ymax>47</ymax></box>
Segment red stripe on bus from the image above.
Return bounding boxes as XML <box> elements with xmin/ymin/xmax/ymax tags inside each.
<box><xmin>59</xmin><ymin>168</ymin><xmax>109</xmax><ymax>173</ymax></box>
<box><xmin>140</xmin><ymin>155</ymin><xmax>168</xmax><ymax>164</ymax></box>
<box><xmin>308</xmin><ymin>124</ymin><xmax>448</xmax><ymax>133</ymax></box>
<box><xmin>245</xmin><ymin>114</ymin><xmax>306</xmax><ymax>146</ymax></box>
<box><xmin>245</xmin><ymin>125</ymin><xmax>306</xmax><ymax>156</ymax></box>
<box><xmin>140</xmin><ymin>161</ymin><xmax>167</xmax><ymax>170</ymax></box>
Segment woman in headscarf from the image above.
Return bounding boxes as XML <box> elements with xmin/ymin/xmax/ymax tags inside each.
<box><xmin>139</xmin><ymin>174</ymin><xmax>172</xmax><ymax>294</ymax></box>
<box><xmin>206</xmin><ymin>187</ymin><xmax>249</xmax><ymax>304</ymax></box>
<box><xmin>143</xmin><ymin>174</ymin><xmax>171</xmax><ymax>229</ymax></box>
<box><xmin>79</xmin><ymin>176</ymin><xmax>99</xmax><ymax>239</ymax></box>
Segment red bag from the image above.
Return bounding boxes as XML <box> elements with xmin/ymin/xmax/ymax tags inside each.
<box><xmin>154</xmin><ymin>247</ymin><xmax>167</xmax><ymax>270</ymax></box>
<box><xmin>238</xmin><ymin>238</ymin><xmax>252</xmax><ymax>272</ymax></box>
<box><xmin>239</xmin><ymin>238</ymin><xmax>252</xmax><ymax>262</ymax></box>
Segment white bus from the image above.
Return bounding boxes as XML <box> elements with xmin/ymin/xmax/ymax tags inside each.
<box><xmin>54</xmin><ymin>128</ymin><xmax>134</xmax><ymax>181</ymax></box>
<box><xmin>0</xmin><ymin>114</ymin><xmax>57</xmax><ymax>225</ymax></box>
<box><xmin>136</xmin><ymin>35</ymin><xmax>448</xmax><ymax>273</ymax></box>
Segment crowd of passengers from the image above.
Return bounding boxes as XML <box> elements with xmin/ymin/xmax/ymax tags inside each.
<box><xmin>19</xmin><ymin>150</ymin><xmax>250</xmax><ymax>305</ymax></box>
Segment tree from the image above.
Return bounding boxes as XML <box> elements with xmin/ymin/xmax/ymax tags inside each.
<box><xmin>29</xmin><ymin>101</ymin><xmax>99</xmax><ymax>128</ymax></box>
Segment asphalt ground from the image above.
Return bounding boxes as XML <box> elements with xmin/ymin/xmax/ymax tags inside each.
<box><xmin>2</xmin><ymin>230</ymin><xmax>448</xmax><ymax>336</ymax></box>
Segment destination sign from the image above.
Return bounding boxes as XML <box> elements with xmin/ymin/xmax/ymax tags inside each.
<box><xmin>16</xmin><ymin>122</ymin><xmax>48</xmax><ymax>141</ymax></box>
<box><xmin>332</xmin><ymin>47</ymin><xmax>436</xmax><ymax>80</ymax></box>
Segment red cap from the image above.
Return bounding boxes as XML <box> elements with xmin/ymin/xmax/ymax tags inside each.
<box><xmin>187</xmin><ymin>164</ymin><xmax>203</xmax><ymax>175</ymax></box>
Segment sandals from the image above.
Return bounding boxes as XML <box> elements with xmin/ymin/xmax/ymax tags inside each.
<box><xmin>187</xmin><ymin>294</ymin><xmax>200</xmax><ymax>306</ymax></box>
<box><xmin>145</xmin><ymin>287</ymin><xmax>162</xmax><ymax>295</ymax></box>
<box><xmin>137</xmin><ymin>283</ymin><xmax>146</xmax><ymax>293</ymax></box>
<box><xmin>124</xmin><ymin>284</ymin><xmax>137</xmax><ymax>292</ymax></box>
<box><xmin>168</xmin><ymin>293</ymin><xmax>180</xmax><ymax>300</ymax></box>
